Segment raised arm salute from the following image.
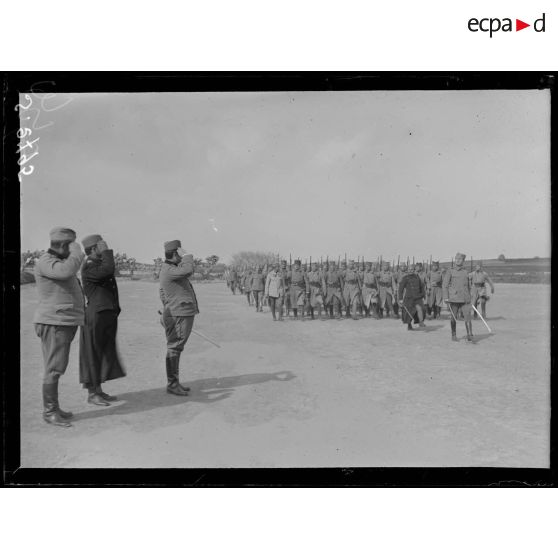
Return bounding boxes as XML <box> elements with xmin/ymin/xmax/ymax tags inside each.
<box><xmin>159</xmin><ymin>240</ymin><xmax>199</xmax><ymax>396</ymax></box>
<box><xmin>33</xmin><ymin>227</ymin><xmax>85</xmax><ymax>427</ymax></box>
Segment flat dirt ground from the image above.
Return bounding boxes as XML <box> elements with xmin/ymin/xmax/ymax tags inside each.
<box><xmin>20</xmin><ymin>281</ymin><xmax>550</xmax><ymax>468</ymax></box>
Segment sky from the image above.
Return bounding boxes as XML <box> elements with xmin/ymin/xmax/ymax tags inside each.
<box><xmin>20</xmin><ymin>89</ymin><xmax>550</xmax><ymax>264</ymax></box>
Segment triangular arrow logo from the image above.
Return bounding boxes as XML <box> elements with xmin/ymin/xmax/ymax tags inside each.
<box><xmin>516</xmin><ymin>19</ymin><xmax>530</xmax><ymax>31</ymax></box>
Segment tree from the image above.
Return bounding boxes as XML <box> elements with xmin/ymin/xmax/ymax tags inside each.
<box><xmin>230</xmin><ymin>251</ymin><xmax>279</xmax><ymax>269</ymax></box>
<box><xmin>497</xmin><ymin>254</ymin><xmax>506</xmax><ymax>262</ymax></box>
<box><xmin>206</xmin><ymin>255</ymin><xmax>219</xmax><ymax>267</ymax></box>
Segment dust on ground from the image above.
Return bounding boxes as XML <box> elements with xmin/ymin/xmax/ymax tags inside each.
<box><xmin>20</xmin><ymin>281</ymin><xmax>550</xmax><ymax>468</ymax></box>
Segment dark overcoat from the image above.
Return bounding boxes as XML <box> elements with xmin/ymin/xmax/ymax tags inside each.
<box><xmin>79</xmin><ymin>249</ymin><xmax>126</xmax><ymax>386</ymax></box>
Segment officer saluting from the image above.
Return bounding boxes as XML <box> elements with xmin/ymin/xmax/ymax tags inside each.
<box><xmin>79</xmin><ymin>234</ymin><xmax>125</xmax><ymax>406</ymax></box>
<box><xmin>33</xmin><ymin>227</ymin><xmax>85</xmax><ymax>427</ymax></box>
<box><xmin>159</xmin><ymin>240</ymin><xmax>199</xmax><ymax>396</ymax></box>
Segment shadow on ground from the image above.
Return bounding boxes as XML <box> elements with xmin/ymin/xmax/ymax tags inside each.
<box><xmin>71</xmin><ymin>371</ymin><xmax>296</xmax><ymax>422</ymax></box>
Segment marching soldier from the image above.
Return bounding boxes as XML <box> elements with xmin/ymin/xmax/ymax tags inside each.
<box><xmin>242</xmin><ymin>267</ymin><xmax>253</xmax><ymax>305</ymax></box>
<box><xmin>289</xmin><ymin>259</ymin><xmax>308</xmax><ymax>320</ymax></box>
<box><xmin>159</xmin><ymin>240</ymin><xmax>200</xmax><ymax>395</ymax></box>
<box><xmin>443</xmin><ymin>252</ymin><xmax>474</xmax><ymax>342</ymax></box>
<box><xmin>469</xmin><ymin>263</ymin><xmax>495</xmax><ymax>319</ymax></box>
<box><xmin>264</xmin><ymin>263</ymin><xmax>286</xmax><ymax>321</ymax></box>
<box><xmin>250</xmin><ymin>265</ymin><xmax>266</xmax><ymax>312</ymax></box>
<box><xmin>278</xmin><ymin>260</ymin><xmax>291</xmax><ymax>317</ymax></box>
<box><xmin>343</xmin><ymin>260</ymin><xmax>361</xmax><ymax>320</ymax></box>
<box><xmin>33</xmin><ymin>227</ymin><xmax>85</xmax><ymax>427</ymax></box>
<box><xmin>79</xmin><ymin>234</ymin><xmax>125</xmax><ymax>406</ymax></box>
<box><xmin>361</xmin><ymin>262</ymin><xmax>379</xmax><ymax>318</ymax></box>
<box><xmin>306</xmin><ymin>262</ymin><xmax>325</xmax><ymax>320</ymax></box>
<box><xmin>376</xmin><ymin>261</ymin><xmax>397</xmax><ymax>318</ymax></box>
<box><xmin>426</xmin><ymin>261</ymin><xmax>444</xmax><ymax>319</ymax></box>
<box><xmin>323</xmin><ymin>261</ymin><xmax>345</xmax><ymax>319</ymax></box>
<box><xmin>398</xmin><ymin>264</ymin><xmax>426</xmax><ymax>330</ymax></box>
<box><xmin>229</xmin><ymin>266</ymin><xmax>239</xmax><ymax>295</ymax></box>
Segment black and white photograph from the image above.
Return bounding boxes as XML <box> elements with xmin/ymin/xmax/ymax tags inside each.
<box><xmin>6</xmin><ymin>74</ymin><xmax>553</xmax><ymax>480</ymax></box>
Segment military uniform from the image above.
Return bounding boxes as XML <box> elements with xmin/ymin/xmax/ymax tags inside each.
<box><xmin>250</xmin><ymin>270</ymin><xmax>266</xmax><ymax>312</ymax></box>
<box><xmin>229</xmin><ymin>268</ymin><xmax>239</xmax><ymax>294</ymax></box>
<box><xmin>442</xmin><ymin>254</ymin><xmax>473</xmax><ymax>341</ymax></box>
<box><xmin>159</xmin><ymin>240</ymin><xmax>200</xmax><ymax>394</ymax></box>
<box><xmin>361</xmin><ymin>267</ymin><xmax>379</xmax><ymax>318</ymax></box>
<box><xmin>324</xmin><ymin>267</ymin><xmax>345</xmax><ymax>318</ymax></box>
<box><xmin>426</xmin><ymin>266</ymin><xmax>444</xmax><ymax>318</ymax></box>
<box><xmin>343</xmin><ymin>266</ymin><xmax>362</xmax><ymax>319</ymax></box>
<box><xmin>469</xmin><ymin>269</ymin><xmax>495</xmax><ymax>319</ymax></box>
<box><xmin>79</xmin><ymin>237</ymin><xmax>125</xmax><ymax>403</ymax></box>
<box><xmin>376</xmin><ymin>267</ymin><xmax>396</xmax><ymax>318</ymax></box>
<box><xmin>306</xmin><ymin>267</ymin><xmax>325</xmax><ymax>319</ymax></box>
<box><xmin>288</xmin><ymin>263</ymin><xmax>308</xmax><ymax>318</ymax></box>
<box><xmin>34</xmin><ymin>227</ymin><xmax>85</xmax><ymax>427</ymax></box>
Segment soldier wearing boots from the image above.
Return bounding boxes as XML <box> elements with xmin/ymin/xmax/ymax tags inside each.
<box><xmin>264</xmin><ymin>264</ymin><xmax>286</xmax><ymax>321</ymax></box>
<box><xmin>288</xmin><ymin>260</ymin><xmax>308</xmax><ymax>320</ymax></box>
<box><xmin>33</xmin><ymin>227</ymin><xmax>85</xmax><ymax>427</ymax></box>
<box><xmin>323</xmin><ymin>262</ymin><xmax>345</xmax><ymax>319</ymax></box>
<box><xmin>469</xmin><ymin>264</ymin><xmax>495</xmax><ymax>319</ymax></box>
<box><xmin>250</xmin><ymin>266</ymin><xmax>266</xmax><ymax>312</ymax></box>
<box><xmin>376</xmin><ymin>262</ymin><xmax>397</xmax><ymax>318</ymax></box>
<box><xmin>443</xmin><ymin>252</ymin><xmax>474</xmax><ymax>342</ymax></box>
<box><xmin>306</xmin><ymin>262</ymin><xmax>325</xmax><ymax>320</ymax></box>
<box><xmin>426</xmin><ymin>261</ymin><xmax>444</xmax><ymax>319</ymax></box>
<box><xmin>343</xmin><ymin>260</ymin><xmax>361</xmax><ymax>320</ymax></box>
<box><xmin>361</xmin><ymin>262</ymin><xmax>379</xmax><ymax>318</ymax></box>
<box><xmin>159</xmin><ymin>240</ymin><xmax>200</xmax><ymax>395</ymax></box>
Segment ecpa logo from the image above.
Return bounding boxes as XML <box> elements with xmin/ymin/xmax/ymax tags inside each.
<box><xmin>468</xmin><ymin>12</ymin><xmax>546</xmax><ymax>37</ymax></box>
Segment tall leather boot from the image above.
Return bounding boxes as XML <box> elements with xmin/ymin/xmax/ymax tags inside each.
<box><xmin>451</xmin><ymin>320</ymin><xmax>458</xmax><ymax>342</ymax></box>
<box><xmin>466</xmin><ymin>322</ymin><xmax>474</xmax><ymax>342</ymax></box>
<box><xmin>43</xmin><ymin>382</ymin><xmax>72</xmax><ymax>427</ymax></box>
<box><xmin>166</xmin><ymin>355</ymin><xmax>189</xmax><ymax>396</ymax></box>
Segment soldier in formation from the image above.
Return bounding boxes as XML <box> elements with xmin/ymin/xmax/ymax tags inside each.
<box><xmin>469</xmin><ymin>263</ymin><xmax>495</xmax><ymax>319</ymax></box>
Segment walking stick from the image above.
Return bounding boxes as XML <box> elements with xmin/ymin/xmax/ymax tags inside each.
<box><xmin>471</xmin><ymin>304</ymin><xmax>492</xmax><ymax>333</ymax></box>
<box><xmin>446</xmin><ymin>302</ymin><xmax>458</xmax><ymax>322</ymax></box>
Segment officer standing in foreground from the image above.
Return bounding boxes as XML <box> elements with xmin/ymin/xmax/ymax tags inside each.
<box><xmin>443</xmin><ymin>252</ymin><xmax>473</xmax><ymax>342</ymax></box>
<box><xmin>79</xmin><ymin>234</ymin><xmax>125</xmax><ymax>406</ymax></box>
<box><xmin>398</xmin><ymin>264</ymin><xmax>426</xmax><ymax>331</ymax></box>
<box><xmin>159</xmin><ymin>240</ymin><xmax>199</xmax><ymax>395</ymax></box>
<box><xmin>33</xmin><ymin>227</ymin><xmax>85</xmax><ymax>427</ymax></box>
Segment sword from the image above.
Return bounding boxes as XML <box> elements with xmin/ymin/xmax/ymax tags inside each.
<box><xmin>401</xmin><ymin>288</ymin><xmax>415</xmax><ymax>322</ymax></box>
<box><xmin>471</xmin><ymin>304</ymin><xmax>492</xmax><ymax>333</ymax></box>
<box><xmin>446</xmin><ymin>302</ymin><xmax>458</xmax><ymax>322</ymax></box>
<box><xmin>191</xmin><ymin>328</ymin><xmax>221</xmax><ymax>348</ymax></box>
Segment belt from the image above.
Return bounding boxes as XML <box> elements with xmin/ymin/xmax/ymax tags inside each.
<box><xmin>346</xmin><ymin>280</ymin><xmax>358</xmax><ymax>285</ymax></box>
<box><xmin>379</xmin><ymin>282</ymin><xmax>391</xmax><ymax>287</ymax></box>
<box><xmin>364</xmin><ymin>283</ymin><xmax>376</xmax><ymax>288</ymax></box>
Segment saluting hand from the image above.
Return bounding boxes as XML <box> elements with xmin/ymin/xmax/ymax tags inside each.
<box><xmin>97</xmin><ymin>240</ymin><xmax>109</xmax><ymax>252</ymax></box>
<box><xmin>69</xmin><ymin>241</ymin><xmax>83</xmax><ymax>255</ymax></box>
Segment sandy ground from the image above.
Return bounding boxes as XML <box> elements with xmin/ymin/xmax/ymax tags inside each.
<box><xmin>20</xmin><ymin>280</ymin><xmax>550</xmax><ymax>468</ymax></box>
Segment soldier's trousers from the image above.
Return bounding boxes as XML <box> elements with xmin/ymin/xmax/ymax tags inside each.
<box><xmin>35</xmin><ymin>324</ymin><xmax>78</xmax><ymax>383</ymax></box>
<box><xmin>162</xmin><ymin>309</ymin><xmax>195</xmax><ymax>357</ymax></box>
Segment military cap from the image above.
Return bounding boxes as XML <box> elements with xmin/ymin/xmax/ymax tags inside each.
<box><xmin>81</xmin><ymin>234</ymin><xmax>103</xmax><ymax>249</ymax></box>
<box><xmin>164</xmin><ymin>239</ymin><xmax>182</xmax><ymax>251</ymax></box>
<box><xmin>49</xmin><ymin>227</ymin><xmax>76</xmax><ymax>242</ymax></box>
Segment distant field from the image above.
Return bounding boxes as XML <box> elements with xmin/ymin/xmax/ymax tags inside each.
<box><xmin>438</xmin><ymin>258</ymin><xmax>551</xmax><ymax>284</ymax></box>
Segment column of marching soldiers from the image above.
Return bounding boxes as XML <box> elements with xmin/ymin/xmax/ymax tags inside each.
<box><xmin>223</xmin><ymin>255</ymin><xmax>495</xmax><ymax>338</ymax></box>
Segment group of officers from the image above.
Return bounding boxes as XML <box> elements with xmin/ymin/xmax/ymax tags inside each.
<box><xmin>31</xmin><ymin>227</ymin><xmax>495</xmax><ymax>429</ymax></box>
<box><xmin>32</xmin><ymin>228</ymin><xmax>200</xmax><ymax>428</ymax></box>
<box><xmin>225</xmin><ymin>255</ymin><xmax>495</xmax><ymax>339</ymax></box>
